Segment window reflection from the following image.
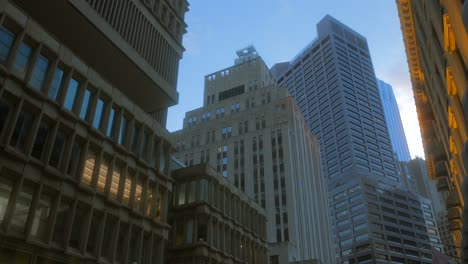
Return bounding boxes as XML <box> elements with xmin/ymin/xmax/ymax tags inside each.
<box><xmin>0</xmin><ymin>177</ymin><xmax>13</xmax><ymax>223</ymax></box>
<box><xmin>63</xmin><ymin>78</ymin><xmax>79</xmax><ymax>111</ymax></box>
<box><xmin>30</xmin><ymin>190</ymin><xmax>52</xmax><ymax>241</ymax></box>
<box><xmin>110</xmin><ymin>164</ymin><xmax>122</xmax><ymax>200</ymax></box>
<box><xmin>0</xmin><ymin>26</ymin><xmax>15</xmax><ymax>63</ymax></box>
<box><xmin>123</xmin><ymin>172</ymin><xmax>133</xmax><ymax>206</ymax></box>
<box><xmin>82</xmin><ymin>150</ymin><xmax>97</xmax><ymax>186</ymax></box>
<box><xmin>13</xmin><ymin>42</ymin><xmax>32</xmax><ymax>73</ymax></box>
<box><xmin>93</xmin><ymin>98</ymin><xmax>105</xmax><ymax>129</ymax></box>
<box><xmin>48</xmin><ymin>67</ymin><xmax>64</xmax><ymax>101</ymax></box>
<box><xmin>80</xmin><ymin>89</ymin><xmax>92</xmax><ymax>120</ymax></box>
<box><xmin>11</xmin><ymin>183</ymin><xmax>34</xmax><ymax>233</ymax></box>
<box><xmin>30</xmin><ymin>55</ymin><xmax>49</xmax><ymax>90</ymax></box>
<box><xmin>97</xmin><ymin>158</ymin><xmax>109</xmax><ymax>193</ymax></box>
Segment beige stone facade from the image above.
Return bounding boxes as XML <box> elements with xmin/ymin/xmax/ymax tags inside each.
<box><xmin>168</xmin><ymin>164</ymin><xmax>268</xmax><ymax>264</ymax></box>
<box><xmin>0</xmin><ymin>0</ymin><xmax>188</xmax><ymax>263</ymax></box>
<box><xmin>172</xmin><ymin>48</ymin><xmax>335</xmax><ymax>264</ymax></box>
<box><xmin>396</xmin><ymin>0</ymin><xmax>468</xmax><ymax>260</ymax></box>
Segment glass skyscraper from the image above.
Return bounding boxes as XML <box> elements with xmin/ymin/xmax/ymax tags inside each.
<box><xmin>377</xmin><ymin>79</ymin><xmax>412</xmax><ymax>162</ymax></box>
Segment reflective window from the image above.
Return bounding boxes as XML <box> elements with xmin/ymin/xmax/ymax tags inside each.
<box><xmin>13</xmin><ymin>42</ymin><xmax>32</xmax><ymax>73</ymax></box>
<box><xmin>31</xmin><ymin>121</ymin><xmax>50</xmax><ymax>160</ymax></box>
<box><xmin>82</xmin><ymin>150</ymin><xmax>97</xmax><ymax>186</ymax></box>
<box><xmin>52</xmin><ymin>197</ymin><xmax>72</xmax><ymax>246</ymax></box>
<box><xmin>30</xmin><ymin>55</ymin><xmax>49</xmax><ymax>90</ymax></box>
<box><xmin>67</xmin><ymin>140</ymin><xmax>82</xmax><ymax>179</ymax></box>
<box><xmin>30</xmin><ymin>189</ymin><xmax>52</xmax><ymax>241</ymax></box>
<box><xmin>106</xmin><ymin>106</ymin><xmax>116</xmax><ymax>137</ymax></box>
<box><xmin>178</xmin><ymin>183</ymin><xmax>185</xmax><ymax>205</ymax></box>
<box><xmin>141</xmin><ymin>130</ymin><xmax>150</xmax><ymax>161</ymax></box>
<box><xmin>93</xmin><ymin>98</ymin><xmax>105</xmax><ymax>129</ymax></box>
<box><xmin>146</xmin><ymin>183</ymin><xmax>155</xmax><ymax>216</ymax></box>
<box><xmin>123</xmin><ymin>172</ymin><xmax>133</xmax><ymax>206</ymax></box>
<box><xmin>63</xmin><ymin>78</ymin><xmax>79</xmax><ymax>111</ymax></box>
<box><xmin>69</xmin><ymin>202</ymin><xmax>88</xmax><ymax>249</ymax></box>
<box><xmin>0</xmin><ymin>177</ymin><xmax>13</xmax><ymax>223</ymax></box>
<box><xmin>86</xmin><ymin>209</ymin><xmax>103</xmax><ymax>256</ymax></box>
<box><xmin>10</xmin><ymin>109</ymin><xmax>34</xmax><ymax>153</ymax></box>
<box><xmin>134</xmin><ymin>177</ymin><xmax>144</xmax><ymax>211</ymax></box>
<box><xmin>79</xmin><ymin>89</ymin><xmax>92</xmax><ymax>120</ymax></box>
<box><xmin>131</xmin><ymin>124</ymin><xmax>140</xmax><ymax>154</ymax></box>
<box><xmin>49</xmin><ymin>130</ymin><xmax>66</xmax><ymax>168</ymax></box>
<box><xmin>110</xmin><ymin>164</ymin><xmax>122</xmax><ymax>200</ymax></box>
<box><xmin>97</xmin><ymin>157</ymin><xmax>110</xmax><ymax>193</ymax></box>
<box><xmin>48</xmin><ymin>67</ymin><xmax>64</xmax><ymax>101</ymax></box>
<box><xmin>102</xmin><ymin>214</ymin><xmax>117</xmax><ymax>260</ymax></box>
<box><xmin>0</xmin><ymin>26</ymin><xmax>15</xmax><ymax>63</ymax></box>
<box><xmin>118</xmin><ymin>116</ymin><xmax>129</xmax><ymax>145</ymax></box>
<box><xmin>0</xmin><ymin>99</ymin><xmax>11</xmax><ymax>135</ymax></box>
<box><xmin>10</xmin><ymin>182</ymin><xmax>34</xmax><ymax>233</ymax></box>
<box><xmin>156</xmin><ymin>187</ymin><xmax>165</xmax><ymax>221</ymax></box>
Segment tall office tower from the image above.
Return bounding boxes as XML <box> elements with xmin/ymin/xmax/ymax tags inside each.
<box><xmin>172</xmin><ymin>47</ymin><xmax>335</xmax><ymax>264</ymax></box>
<box><xmin>168</xmin><ymin>163</ymin><xmax>268</xmax><ymax>264</ymax></box>
<box><xmin>377</xmin><ymin>79</ymin><xmax>411</xmax><ymax>162</ymax></box>
<box><xmin>396</xmin><ymin>0</ymin><xmax>468</xmax><ymax>259</ymax></box>
<box><xmin>272</xmin><ymin>15</ymin><xmax>445</xmax><ymax>262</ymax></box>
<box><xmin>272</xmin><ymin>15</ymin><xmax>400</xmax><ymax>185</ymax></box>
<box><xmin>0</xmin><ymin>0</ymin><xmax>188</xmax><ymax>263</ymax></box>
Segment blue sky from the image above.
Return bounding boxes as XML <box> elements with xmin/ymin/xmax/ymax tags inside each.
<box><xmin>167</xmin><ymin>0</ymin><xmax>425</xmax><ymax>158</ymax></box>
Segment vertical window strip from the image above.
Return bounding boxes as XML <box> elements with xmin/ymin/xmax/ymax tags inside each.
<box><xmin>97</xmin><ymin>158</ymin><xmax>109</xmax><ymax>193</ymax></box>
<box><xmin>82</xmin><ymin>150</ymin><xmax>97</xmax><ymax>186</ymax></box>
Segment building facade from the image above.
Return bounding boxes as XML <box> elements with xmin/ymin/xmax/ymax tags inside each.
<box><xmin>331</xmin><ymin>176</ymin><xmax>442</xmax><ymax>264</ymax></box>
<box><xmin>168</xmin><ymin>163</ymin><xmax>268</xmax><ymax>264</ymax></box>
<box><xmin>396</xmin><ymin>0</ymin><xmax>468</xmax><ymax>260</ymax></box>
<box><xmin>0</xmin><ymin>0</ymin><xmax>188</xmax><ymax>263</ymax></box>
<box><xmin>271</xmin><ymin>15</ymin><xmax>446</xmax><ymax>262</ymax></box>
<box><xmin>272</xmin><ymin>15</ymin><xmax>400</xmax><ymax>186</ymax></box>
<box><xmin>172</xmin><ymin>47</ymin><xmax>335</xmax><ymax>264</ymax></box>
<box><xmin>377</xmin><ymin>79</ymin><xmax>412</xmax><ymax>162</ymax></box>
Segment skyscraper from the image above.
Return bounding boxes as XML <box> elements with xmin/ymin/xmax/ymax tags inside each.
<box><xmin>396</xmin><ymin>0</ymin><xmax>468</xmax><ymax>259</ymax></box>
<box><xmin>272</xmin><ymin>15</ymin><xmax>399</xmax><ymax>185</ymax></box>
<box><xmin>0</xmin><ymin>0</ymin><xmax>188</xmax><ymax>263</ymax></box>
<box><xmin>172</xmin><ymin>47</ymin><xmax>335</xmax><ymax>263</ymax></box>
<box><xmin>272</xmin><ymin>15</ymin><xmax>442</xmax><ymax>263</ymax></box>
<box><xmin>377</xmin><ymin>79</ymin><xmax>411</xmax><ymax>162</ymax></box>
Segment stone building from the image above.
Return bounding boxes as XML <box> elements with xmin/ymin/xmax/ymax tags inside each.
<box><xmin>168</xmin><ymin>163</ymin><xmax>268</xmax><ymax>264</ymax></box>
<box><xmin>396</xmin><ymin>0</ymin><xmax>468</xmax><ymax>259</ymax></box>
<box><xmin>172</xmin><ymin>47</ymin><xmax>335</xmax><ymax>264</ymax></box>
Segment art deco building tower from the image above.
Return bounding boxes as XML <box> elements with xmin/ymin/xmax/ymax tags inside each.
<box><xmin>172</xmin><ymin>47</ymin><xmax>335</xmax><ymax>264</ymax></box>
<box><xmin>0</xmin><ymin>0</ymin><xmax>188</xmax><ymax>263</ymax></box>
<box><xmin>397</xmin><ymin>0</ymin><xmax>468</xmax><ymax>259</ymax></box>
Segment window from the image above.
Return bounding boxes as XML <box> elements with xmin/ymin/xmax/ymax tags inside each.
<box><xmin>132</xmin><ymin>124</ymin><xmax>140</xmax><ymax>154</ymax></box>
<box><xmin>10</xmin><ymin>182</ymin><xmax>34</xmax><ymax>233</ymax></box>
<box><xmin>146</xmin><ymin>183</ymin><xmax>155</xmax><ymax>216</ymax></box>
<box><xmin>134</xmin><ymin>177</ymin><xmax>144</xmax><ymax>211</ymax></box>
<box><xmin>110</xmin><ymin>164</ymin><xmax>122</xmax><ymax>200</ymax></box>
<box><xmin>178</xmin><ymin>183</ymin><xmax>186</xmax><ymax>205</ymax></box>
<box><xmin>80</xmin><ymin>88</ymin><xmax>92</xmax><ymax>120</ymax></box>
<box><xmin>49</xmin><ymin>130</ymin><xmax>67</xmax><ymax>169</ymax></box>
<box><xmin>82</xmin><ymin>150</ymin><xmax>97</xmax><ymax>187</ymax></box>
<box><xmin>69</xmin><ymin>202</ymin><xmax>89</xmax><ymax>249</ymax></box>
<box><xmin>106</xmin><ymin>107</ymin><xmax>116</xmax><ymax>137</ymax></box>
<box><xmin>86</xmin><ymin>209</ymin><xmax>103</xmax><ymax>256</ymax></box>
<box><xmin>0</xmin><ymin>26</ymin><xmax>15</xmax><ymax>63</ymax></box>
<box><xmin>13</xmin><ymin>42</ymin><xmax>32</xmax><ymax>73</ymax></box>
<box><xmin>101</xmin><ymin>214</ymin><xmax>117</xmax><ymax>260</ymax></box>
<box><xmin>52</xmin><ymin>197</ymin><xmax>72</xmax><ymax>246</ymax></box>
<box><xmin>156</xmin><ymin>187</ymin><xmax>165</xmax><ymax>221</ymax></box>
<box><xmin>30</xmin><ymin>54</ymin><xmax>49</xmax><ymax>90</ymax></box>
<box><xmin>67</xmin><ymin>139</ymin><xmax>82</xmax><ymax>179</ymax></box>
<box><xmin>31</xmin><ymin>120</ymin><xmax>50</xmax><ymax>160</ymax></box>
<box><xmin>141</xmin><ymin>130</ymin><xmax>150</xmax><ymax>161</ymax></box>
<box><xmin>48</xmin><ymin>67</ymin><xmax>64</xmax><ymax>101</ymax></box>
<box><xmin>0</xmin><ymin>99</ymin><xmax>12</xmax><ymax>136</ymax></box>
<box><xmin>118</xmin><ymin>116</ymin><xmax>129</xmax><ymax>145</ymax></box>
<box><xmin>63</xmin><ymin>78</ymin><xmax>79</xmax><ymax>111</ymax></box>
<box><xmin>97</xmin><ymin>157</ymin><xmax>110</xmax><ymax>193</ymax></box>
<box><xmin>93</xmin><ymin>98</ymin><xmax>105</xmax><ymax>129</ymax></box>
<box><xmin>10</xmin><ymin>109</ymin><xmax>34</xmax><ymax>153</ymax></box>
<box><xmin>30</xmin><ymin>189</ymin><xmax>53</xmax><ymax>241</ymax></box>
<box><xmin>123</xmin><ymin>172</ymin><xmax>134</xmax><ymax>206</ymax></box>
<box><xmin>0</xmin><ymin>177</ymin><xmax>14</xmax><ymax>223</ymax></box>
